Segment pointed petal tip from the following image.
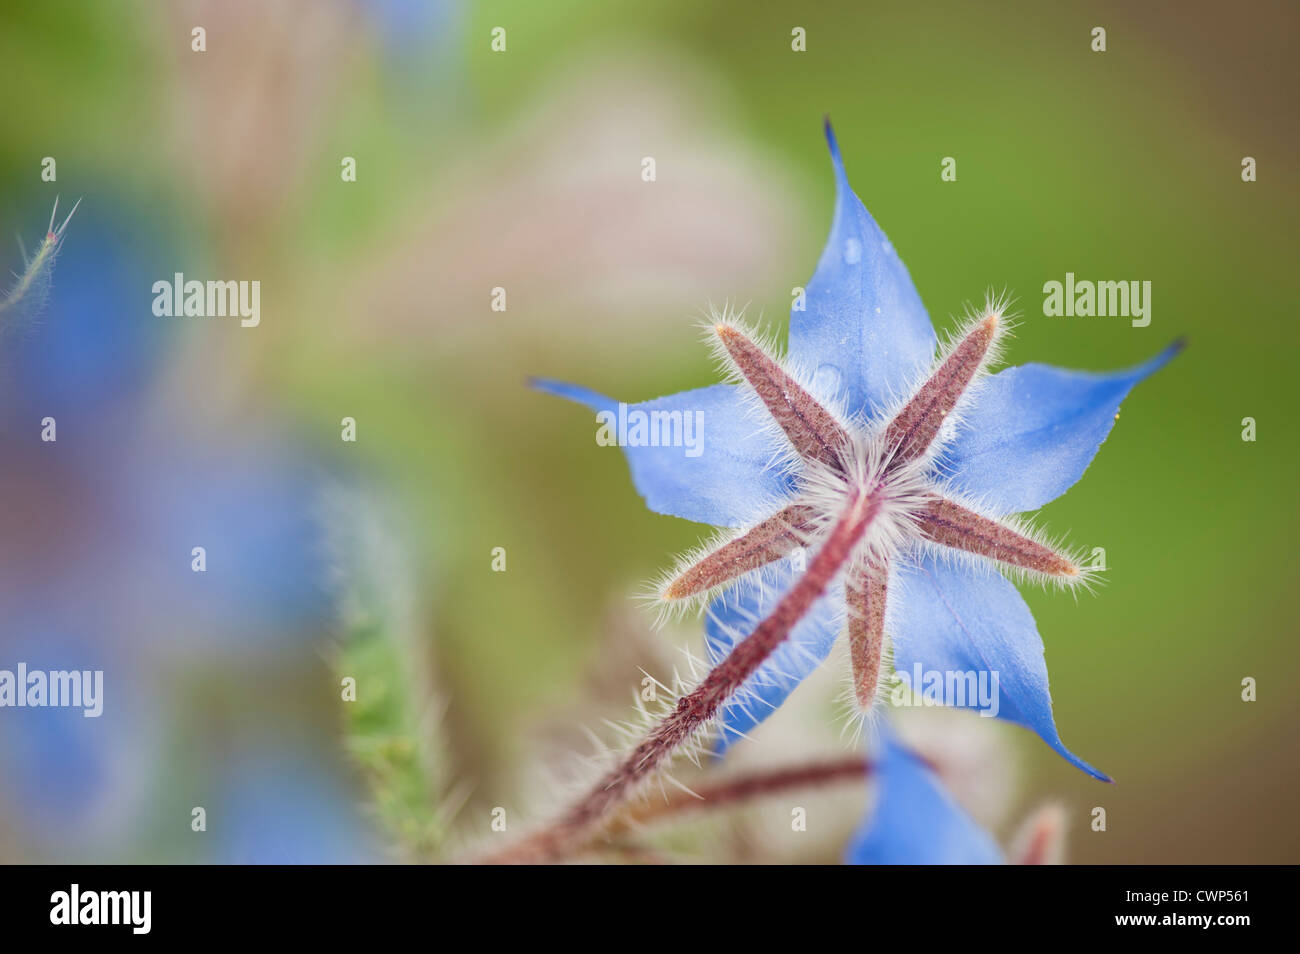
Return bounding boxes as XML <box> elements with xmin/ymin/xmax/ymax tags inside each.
<box><xmin>1049</xmin><ymin>721</ymin><xmax>1110</xmax><ymax>782</ymax></box>
<box><xmin>822</xmin><ymin>115</ymin><xmax>844</xmax><ymax>169</ymax></box>
<box><xmin>1066</xmin><ymin>750</ymin><xmax>1112</xmax><ymax>784</ymax></box>
<box><xmin>528</xmin><ymin>375</ymin><xmax>562</xmax><ymax>395</ymax></box>
<box><xmin>528</xmin><ymin>376</ymin><xmax>613</xmax><ymax>411</ymax></box>
<box><xmin>1137</xmin><ymin>337</ymin><xmax>1186</xmax><ymax>378</ymax></box>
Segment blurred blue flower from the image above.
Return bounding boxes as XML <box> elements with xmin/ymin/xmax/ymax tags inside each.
<box><xmin>0</xmin><ymin>620</ymin><xmax>153</xmax><ymax>857</ymax></box>
<box><xmin>214</xmin><ymin>752</ymin><xmax>374</xmax><ymax>864</ymax></box>
<box><xmin>1</xmin><ymin>192</ymin><xmax>329</xmax><ymax>651</ymax></box>
<box><xmin>3</xmin><ymin>196</ymin><xmax>170</xmax><ymax>414</ymax></box>
<box><xmin>356</xmin><ymin>0</ymin><xmax>464</xmax><ymax>79</ymax></box>
<box><xmin>845</xmin><ymin>727</ymin><xmax>1002</xmax><ymax>865</ymax></box>
<box><xmin>0</xmin><ymin>192</ymin><xmax>333</xmax><ymax>860</ymax></box>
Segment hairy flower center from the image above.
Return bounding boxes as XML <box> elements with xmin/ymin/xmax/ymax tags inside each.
<box><xmin>797</xmin><ymin>426</ymin><xmax>931</xmax><ymax>569</ymax></box>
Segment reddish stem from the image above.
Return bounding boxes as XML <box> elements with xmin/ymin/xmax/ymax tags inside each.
<box><xmin>479</xmin><ymin>491</ymin><xmax>880</xmax><ymax>864</ymax></box>
<box><xmin>612</xmin><ymin>755</ymin><xmax>870</xmax><ymax>830</ymax></box>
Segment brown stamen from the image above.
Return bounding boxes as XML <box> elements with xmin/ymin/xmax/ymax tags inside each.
<box><xmin>846</xmin><ymin>563</ymin><xmax>889</xmax><ymax>709</ymax></box>
<box><xmin>663</xmin><ymin>505</ymin><xmax>818</xmax><ymax>600</ymax></box>
<box><xmin>918</xmin><ymin>496</ymin><xmax>1080</xmax><ymax>578</ymax></box>
<box><xmin>715</xmin><ymin>323</ymin><xmax>850</xmax><ymax>470</ymax></box>
<box><xmin>883</xmin><ymin>311</ymin><xmax>999</xmax><ymax>464</ymax></box>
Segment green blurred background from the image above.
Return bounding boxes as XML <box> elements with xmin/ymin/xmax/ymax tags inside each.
<box><xmin>1</xmin><ymin>0</ymin><xmax>1295</xmax><ymax>862</ymax></box>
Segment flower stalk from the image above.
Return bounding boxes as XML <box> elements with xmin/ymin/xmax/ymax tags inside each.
<box><xmin>608</xmin><ymin>755</ymin><xmax>870</xmax><ymax>832</ymax></box>
<box><xmin>480</xmin><ymin>489</ymin><xmax>881</xmax><ymax>864</ymax></box>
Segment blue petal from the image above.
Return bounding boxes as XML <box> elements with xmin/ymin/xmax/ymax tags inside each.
<box><xmin>936</xmin><ymin>341</ymin><xmax>1182</xmax><ymax>514</ymax></box>
<box><xmin>532</xmin><ymin>379</ymin><xmax>793</xmax><ymax>527</ymax></box>
<box><xmin>845</xmin><ymin>727</ymin><xmax>1003</xmax><ymax>865</ymax></box>
<box><xmin>889</xmin><ymin>553</ymin><xmax>1110</xmax><ymax>781</ymax></box>
<box><xmin>705</xmin><ymin>566</ymin><xmax>842</xmax><ymax>753</ymax></box>
<box><xmin>788</xmin><ymin>121</ymin><xmax>936</xmax><ymax>421</ymax></box>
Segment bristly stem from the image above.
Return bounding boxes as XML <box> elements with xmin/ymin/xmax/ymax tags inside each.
<box><xmin>0</xmin><ymin>196</ymin><xmax>81</xmax><ymax>327</ymax></box>
<box><xmin>479</xmin><ymin>491</ymin><xmax>880</xmax><ymax>864</ymax></box>
<box><xmin>609</xmin><ymin>755</ymin><xmax>870</xmax><ymax>831</ymax></box>
<box><xmin>573</xmin><ymin>756</ymin><xmax>871</xmax><ymax>861</ymax></box>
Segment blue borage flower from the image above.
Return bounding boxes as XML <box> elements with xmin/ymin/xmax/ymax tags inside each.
<box><xmin>536</xmin><ymin>121</ymin><xmax>1178</xmax><ymax>782</ymax></box>
<box><xmin>846</xmin><ymin>726</ymin><xmax>1004</xmax><ymax>865</ymax></box>
<box><xmin>846</xmin><ymin>723</ymin><xmax>1071</xmax><ymax>865</ymax></box>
